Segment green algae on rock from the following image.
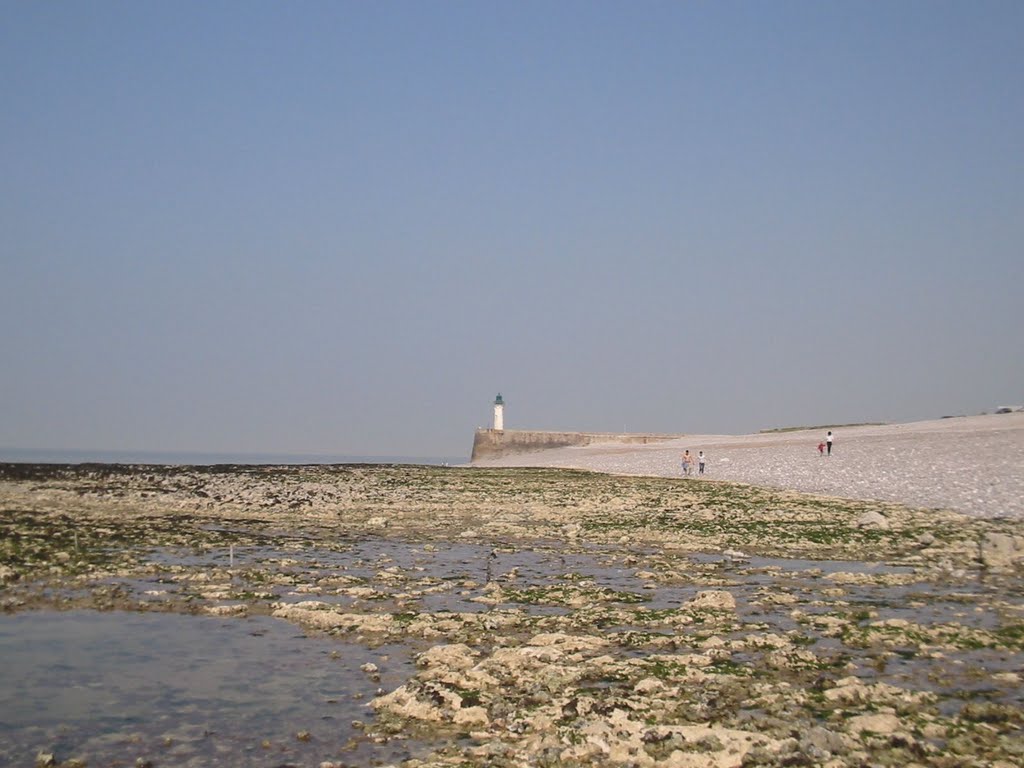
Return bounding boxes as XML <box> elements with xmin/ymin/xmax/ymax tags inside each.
<box><xmin>2</xmin><ymin>463</ymin><xmax>1023</xmax><ymax>767</ymax></box>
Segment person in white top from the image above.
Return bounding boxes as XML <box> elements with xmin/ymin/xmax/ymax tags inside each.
<box><xmin>698</xmin><ymin>451</ymin><xmax>706</xmax><ymax>475</ymax></box>
<box><xmin>826</xmin><ymin>431</ymin><xmax>833</xmax><ymax>456</ymax></box>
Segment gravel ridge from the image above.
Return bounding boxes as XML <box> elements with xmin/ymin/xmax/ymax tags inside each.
<box><xmin>472</xmin><ymin>412</ymin><xmax>1024</xmax><ymax>519</ymax></box>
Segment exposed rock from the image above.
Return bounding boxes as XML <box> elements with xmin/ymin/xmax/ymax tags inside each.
<box><xmin>846</xmin><ymin>712</ymin><xmax>902</xmax><ymax>735</ymax></box>
<box><xmin>799</xmin><ymin>725</ymin><xmax>847</xmax><ymax>755</ymax></box>
<box><xmin>271</xmin><ymin>602</ymin><xmax>396</xmax><ymax>633</ymax></box>
<box><xmin>855</xmin><ymin>511</ymin><xmax>889</xmax><ymax>529</ymax></box>
<box><xmin>561</xmin><ymin>708</ymin><xmax>781</xmax><ymax>768</ymax></box>
<box><xmin>980</xmin><ymin>532</ymin><xmax>1024</xmax><ymax>572</ymax></box>
<box><xmin>4</xmin><ymin>460</ymin><xmax>1024</xmax><ymax>768</ymax></box>
<box><xmin>452</xmin><ymin>705</ymin><xmax>489</xmax><ymax>726</ymax></box>
<box><xmin>687</xmin><ymin>590</ymin><xmax>736</xmax><ymax>611</ymax></box>
<box><xmin>634</xmin><ymin>677</ymin><xmax>665</xmax><ymax>694</ymax></box>
<box><xmin>823</xmin><ymin>676</ymin><xmax>932</xmax><ymax>707</ymax></box>
<box><xmin>203</xmin><ymin>604</ymin><xmax>247</xmax><ymax>616</ymax></box>
<box><xmin>341</xmin><ymin>586</ymin><xmax>378</xmax><ymax>599</ymax></box>
<box><xmin>417</xmin><ymin>643</ymin><xmax>477</xmax><ymax>670</ymax></box>
<box><xmin>372</xmin><ymin>683</ymin><xmax>446</xmax><ymax>722</ymax></box>
<box><xmin>527</xmin><ymin>632</ymin><xmax>608</xmax><ymax>653</ymax></box>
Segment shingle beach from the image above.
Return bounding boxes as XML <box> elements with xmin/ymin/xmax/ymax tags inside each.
<box><xmin>472</xmin><ymin>412</ymin><xmax>1024</xmax><ymax>520</ymax></box>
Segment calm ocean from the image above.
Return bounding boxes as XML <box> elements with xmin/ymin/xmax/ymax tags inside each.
<box><xmin>0</xmin><ymin>448</ymin><xmax>466</xmax><ymax>467</ymax></box>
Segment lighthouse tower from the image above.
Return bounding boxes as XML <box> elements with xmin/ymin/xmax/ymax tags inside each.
<box><xmin>493</xmin><ymin>393</ymin><xmax>505</xmax><ymax>431</ymax></box>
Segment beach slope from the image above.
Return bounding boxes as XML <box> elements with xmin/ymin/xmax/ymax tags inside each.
<box><xmin>471</xmin><ymin>413</ymin><xmax>1024</xmax><ymax>519</ymax></box>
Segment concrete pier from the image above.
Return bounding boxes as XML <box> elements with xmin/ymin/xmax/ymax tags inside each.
<box><xmin>470</xmin><ymin>428</ymin><xmax>681</xmax><ymax>462</ymax></box>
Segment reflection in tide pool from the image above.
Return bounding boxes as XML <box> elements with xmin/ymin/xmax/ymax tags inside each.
<box><xmin>0</xmin><ymin>610</ymin><xmax>417</xmax><ymax>767</ymax></box>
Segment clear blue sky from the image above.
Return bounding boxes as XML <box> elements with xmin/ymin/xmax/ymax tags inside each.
<box><xmin>2</xmin><ymin>1</ymin><xmax>1022</xmax><ymax>459</ymax></box>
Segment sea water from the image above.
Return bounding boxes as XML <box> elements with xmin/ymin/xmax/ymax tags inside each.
<box><xmin>0</xmin><ymin>610</ymin><xmax>420</xmax><ymax>767</ymax></box>
<box><xmin>0</xmin><ymin>447</ymin><xmax>465</xmax><ymax>466</ymax></box>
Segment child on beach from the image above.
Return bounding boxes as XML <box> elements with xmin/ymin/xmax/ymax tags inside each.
<box><xmin>817</xmin><ymin>442</ymin><xmax>825</xmax><ymax>456</ymax></box>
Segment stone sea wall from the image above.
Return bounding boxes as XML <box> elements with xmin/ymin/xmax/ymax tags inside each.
<box><xmin>470</xmin><ymin>429</ymin><xmax>679</xmax><ymax>462</ymax></box>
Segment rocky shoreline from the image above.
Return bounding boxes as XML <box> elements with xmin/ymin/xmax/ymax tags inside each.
<box><xmin>2</xmin><ymin>462</ymin><xmax>1024</xmax><ymax>767</ymax></box>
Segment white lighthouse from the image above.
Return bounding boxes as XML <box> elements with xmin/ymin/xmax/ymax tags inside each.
<box><xmin>493</xmin><ymin>393</ymin><xmax>505</xmax><ymax>431</ymax></box>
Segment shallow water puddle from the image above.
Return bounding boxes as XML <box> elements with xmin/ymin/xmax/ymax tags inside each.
<box><xmin>136</xmin><ymin>539</ymin><xmax>1002</xmax><ymax>628</ymax></box>
<box><xmin>0</xmin><ymin>611</ymin><xmax>420</xmax><ymax>767</ymax></box>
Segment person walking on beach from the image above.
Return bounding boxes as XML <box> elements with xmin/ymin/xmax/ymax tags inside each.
<box><xmin>697</xmin><ymin>450</ymin><xmax>706</xmax><ymax>475</ymax></box>
<box><xmin>817</xmin><ymin>441</ymin><xmax>825</xmax><ymax>457</ymax></box>
<box><xmin>681</xmin><ymin>450</ymin><xmax>693</xmax><ymax>476</ymax></box>
<box><xmin>826</xmin><ymin>431</ymin><xmax>833</xmax><ymax>456</ymax></box>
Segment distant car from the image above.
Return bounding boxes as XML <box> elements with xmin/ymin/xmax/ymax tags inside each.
<box><xmin>995</xmin><ymin>406</ymin><xmax>1021</xmax><ymax>414</ymax></box>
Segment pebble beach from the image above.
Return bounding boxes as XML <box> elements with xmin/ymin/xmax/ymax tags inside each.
<box><xmin>472</xmin><ymin>412</ymin><xmax>1024</xmax><ymax>520</ymax></box>
<box><xmin>3</xmin><ymin>415</ymin><xmax>1024</xmax><ymax>767</ymax></box>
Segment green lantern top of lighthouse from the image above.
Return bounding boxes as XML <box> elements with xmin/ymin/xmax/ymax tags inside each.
<box><xmin>494</xmin><ymin>393</ymin><xmax>504</xmax><ymax>405</ymax></box>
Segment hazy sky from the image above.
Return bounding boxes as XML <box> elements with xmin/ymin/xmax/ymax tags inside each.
<box><xmin>2</xmin><ymin>1</ymin><xmax>1022</xmax><ymax>459</ymax></box>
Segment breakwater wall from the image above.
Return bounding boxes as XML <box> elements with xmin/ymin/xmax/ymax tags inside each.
<box><xmin>470</xmin><ymin>429</ymin><xmax>681</xmax><ymax>462</ymax></box>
